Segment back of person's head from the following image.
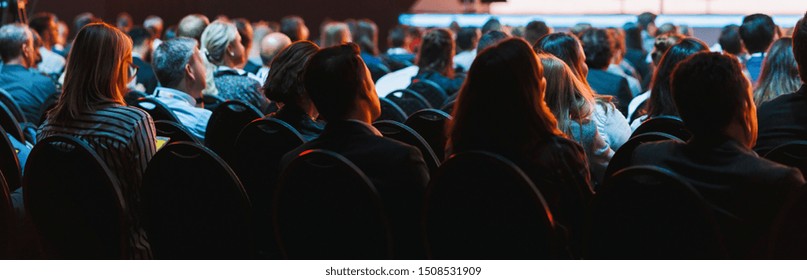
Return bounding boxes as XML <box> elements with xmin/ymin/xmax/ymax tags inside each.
<box><xmin>656</xmin><ymin>23</ymin><xmax>679</xmax><ymax>37</ymax></box>
<box><xmin>651</xmin><ymin>34</ymin><xmax>683</xmax><ymax>65</ymax></box>
<box><xmin>55</xmin><ymin>23</ymin><xmax>132</xmax><ymax>122</ymax></box>
<box><xmin>679</xmin><ymin>24</ymin><xmax>694</xmax><ymax>37</ymax></box>
<box><xmin>646</xmin><ymin>38</ymin><xmax>709</xmax><ymax>117</ymax></box>
<box><xmin>754</xmin><ymin>37</ymin><xmax>801</xmax><ymax>104</ymax></box>
<box><xmin>570</xmin><ymin>23</ymin><xmax>592</xmax><ymax>38</ymax></box>
<box><xmin>260</xmin><ymin>32</ymin><xmax>292</xmax><ymax>66</ymax></box>
<box><xmin>303</xmin><ymin>43</ymin><xmax>376</xmax><ymax>121</ymax></box>
<box><xmin>719</xmin><ymin>24</ymin><xmax>743</xmax><ymax>55</ymax></box>
<box><xmin>266</xmin><ymin>41</ymin><xmax>319</xmax><ymax>105</ymax></box>
<box><xmin>387</xmin><ymin>25</ymin><xmax>409</xmax><ymax>49</ymax></box>
<box><xmin>143</xmin><ymin>15</ymin><xmax>164</xmax><ymax>37</ymax></box>
<box><xmin>607</xmin><ymin>27</ymin><xmax>626</xmax><ymax>58</ymax></box>
<box><xmin>794</xmin><ymin>11</ymin><xmax>807</xmax><ymax>83</ymax></box>
<box><xmin>0</xmin><ymin>23</ymin><xmax>32</xmax><ymax>62</ymax></box>
<box><xmin>580</xmin><ymin>28</ymin><xmax>613</xmax><ymax>70</ymax></box>
<box><xmin>353</xmin><ymin>19</ymin><xmax>379</xmax><ymax>55</ymax></box>
<box><xmin>456</xmin><ymin>27</ymin><xmax>479</xmax><ymax>52</ymax></box>
<box><xmin>481</xmin><ymin>18</ymin><xmax>502</xmax><ymax>34</ymax></box>
<box><xmin>233</xmin><ymin>18</ymin><xmax>253</xmax><ymax>51</ymax></box>
<box><xmin>177</xmin><ymin>14</ymin><xmax>210</xmax><ymax>42</ymax></box>
<box><xmin>417</xmin><ymin>28</ymin><xmax>455</xmax><ymax>77</ymax></box>
<box><xmin>152</xmin><ymin>37</ymin><xmax>199</xmax><ymax>88</ymax></box>
<box><xmin>524</xmin><ymin>20</ymin><xmax>551</xmax><ymax>46</ymax></box>
<box><xmin>637</xmin><ymin>12</ymin><xmax>657</xmax><ymax>31</ymax></box>
<box><xmin>450</xmin><ymin>38</ymin><xmax>560</xmax><ymax>154</ymax></box>
<box><xmin>320</xmin><ymin>22</ymin><xmax>351</xmax><ymax>48</ymax></box>
<box><xmin>740</xmin><ymin>13</ymin><xmax>777</xmax><ymax>54</ymax></box>
<box><xmin>534</xmin><ymin>32</ymin><xmax>588</xmax><ymax>83</ymax></box>
<box><xmin>538</xmin><ymin>53</ymin><xmax>594</xmax><ymax>136</ymax></box>
<box><xmin>72</xmin><ymin>12</ymin><xmax>99</xmax><ymax>39</ymax></box>
<box><xmin>477</xmin><ymin>30</ymin><xmax>508</xmax><ymax>52</ymax></box>
<box><xmin>116</xmin><ymin>12</ymin><xmax>133</xmax><ymax>32</ymax></box>
<box><xmin>280</xmin><ymin>15</ymin><xmax>308</xmax><ymax>42</ymax></box>
<box><xmin>200</xmin><ymin>20</ymin><xmax>238</xmax><ymax>66</ymax></box>
<box><xmin>127</xmin><ymin>26</ymin><xmax>153</xmax><ymax>49</ymax></box>
<box><xmin>623</xmin><ymin>23</ymin><xmax>643</xmax><ymax>51</ymax></box>
<box><xmin>672</xmin><ymin>52</ymin><xmax>756</xmax><ymax>147</ymax></box>
<box><xmin>29</xmin><ymin>12</ymin><xmax>58</xmax><ymax>44</ymax></box>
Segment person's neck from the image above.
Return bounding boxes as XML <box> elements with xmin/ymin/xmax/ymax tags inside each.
<box><xmin>3</xmin><ymin>57</ymin><xmax>29</xmax><ymax>68</ymax></box>
<box><xmin>172</xmin><ymin>82</ymin><xmax>202</xmax><ymax>100</ymax></box>
<box><xmin>344</xmin><ymin>106</ymin><xmax>373</xmax><ymax>124</ymax></box>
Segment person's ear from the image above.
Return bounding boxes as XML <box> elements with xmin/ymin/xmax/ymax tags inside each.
<box><xmin>185</xmin><ymin>63</ymin><xmax>195</xmax><ymax>81</ymax></box>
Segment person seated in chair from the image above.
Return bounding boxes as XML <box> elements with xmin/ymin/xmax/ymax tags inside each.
<box><xmin>151</xmin><ymin>37</ymin><xmax>212</xmax><ymax>141</ymax></box>
<box><xmin>264</xmin><ymin>41</ymin><xmax>324</xmax><ymax>141</ymax></box>
<box><xmin>411</xmin><ymin>28</ymin><xmax>465</xmax><ymax>95</ymax></box>
<box><xmin>579</xmin><ymin>28</ymin><xmax>633</xmax><ymax>115</ymax></box>
<box><xmin>630</xmin><ymin>52</ymin><xmax>804</xmax><ymax>258</ymax></box>
<box><xmin>127</xmin><ymin>26</ymin><xmax>159</xmax><ymax>94</ymax></box>
<box><xmin>281</xmin><ymin>43</ymin><xmax>429</xmax><ymax>258</ymax></box>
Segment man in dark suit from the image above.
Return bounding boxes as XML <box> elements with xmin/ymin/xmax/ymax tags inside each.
<box><xmin>631</xmin><ymin>52</ymin><xmax>804</xmax><ymax>258</ymax></box>
<box><xmin>755</xmin><ymin>12</ymin><xmax>807</xmax><ymax>156</ymax></box>
<box><xmin>281</xmin><ymin>43</ymin><xmax>429</xmax><ymax>259</ymax></box>
<box><xmin>0</xmin><ymin>23</ymin><xmax>58</xmax><ymax>126</ymax></box>
<box><xmin>580</xmin><ymin>28</ymin><xmax>632</xmax><ymax>115</ymax></box>
<box><xmin>740</xmin><ymin>13</ymin><xmax>778</xmax><ymax>84</ymax></box>
<box><xmin>127</xmin><ymin>27</ymin><xmax>159</xmax><ymax>94</ymax></box>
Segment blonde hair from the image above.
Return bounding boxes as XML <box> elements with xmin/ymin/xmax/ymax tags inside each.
<box><xmin>200</xmin><ymin>20</ymin><xmax>238</xmax><ymax>95</ymax></box>
<box><xmin>50</xmin><ymin>23</ymin><xmax>132</xmax><ymax>122</ymax></box>
<box><xmin>539</xmin><ymin>53</ymin><xmax>596</xmax><ymax>136</ymax></box>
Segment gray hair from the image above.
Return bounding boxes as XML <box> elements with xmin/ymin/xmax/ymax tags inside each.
<box><xmin>177</xmin><ymin>14</ymin><xmax>209</xmax><ymax>42</ymax></box>
<box><xmin>0</xmin><ymin>23</ymin><xmax>31</xmax><ymax>61</ymax></box>
<box><xmin>152</xmin><ymin>37</ymin><xmax>197</xmax><ymax>88</ymax></box>
<box><xmin>200</xmin><ymin>20</ymin><xmax>237</xmax><ymax>65</ymax></box>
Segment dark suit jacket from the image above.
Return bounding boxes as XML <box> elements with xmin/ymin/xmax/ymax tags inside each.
<box><xmin>133</xmin><ymin>57</ymin><xmax>159</xmax><ymax>94</ymax></box>
<box><xmin>631</xmin><ymin>139</ymin><xmax>804</xmax><ymax>258</ymax></box>
<box><xmin>755</xmin><ymin>85</ymin><xmax>807</xmax><ymax>156</ymax></box>
<box><xmin>281</xmin><ymin>120</ymin><xmax>430</xmax><ymax>258</ymax></box>
<box><xmin>587</xmin><ymin>69</ymin><xmax>632</xmax><ymax>116</ymax></box>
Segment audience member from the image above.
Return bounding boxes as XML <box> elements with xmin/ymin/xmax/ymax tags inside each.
<box><xmin>534</xmin><ymin>33</ymin><xmax>589</xmax><ymax>86</ymax></box>
<box><xmin>476</xmin><ymin>30</ymin><xmax>509</xmax><ymax>53</ymax></box>
<box><xmin>580</xmin><ymin>28</ymin><xmax>632</xmax><ymax>115</ymax></box>
<box><xmin>717</xmin><ymin>24</ymin><xmax>745</xmax><ymax>57</ymax></box>
<box><xmin>54</xmin><ymin>20</ymin><xmax>69</xmax><ymax>56</ymax></box>
<box><xmin>320</xmin><ymin>22</ymin><xmax>351</xmax><ymax>48</ymax></box>
<box><xmin>257</xmin><ymin>32</ymin><xmax>292</xmax><ymax>84</ymax></box>
<box><xmin>0</xmin><ymin>23</ymin><xmax>59</xmax><ymax>126</ymax></box>
<box><xmin>127</xmin><ymin>26</ymin><xmax>159</xmax><ymax>94</ymax></box>
<box><xmin>655</xmin><ymin>23</ymin><xmax>679</xmax><ymax>37</ymax></box>
<box><xmin>606</xmin><ymin>28</ymin><xmax>642</xmax><ymax>97</ymax></box>
<box><xmin>28</xmin><ymin>12</ymin><xmax>66</xmax><ymax>76</ymax></box>
<box><xmin>280</xmin><ymin>15</ymin><xmax>309</xmax><ymax>42</ymax></box>
<box><xmin>382</xmin><ymin>25</ymin><xmax>415</xmax><ymax>70</ymax></box>
<box><xmin>151</xmin><ymin>37</ymin><xmax>211</xmax><ymax>141</ymax></box>
<box><xmin>38</xmin><ymin>22</ymin><xmax>157</xmax><ymax>259</ymax></box>
<box><xmin>453</xmin><ymin>27</ymin><xmax>479</xmax><ymax>73</ymax></box>
<box><xmin>637</xmin><ymin>12</ymin><xmax>658</xmax><ymax>53</ymax></box>
<box><xmin>627</xmin><ymin>34</ymin><xmax>684</xmax><ymax>121</ymax></box>
<box><xmin>570</xmin><ymin>23</ymin><xmax>592</xmax><ymax>38</ymax></box>
<box><xmin>201</xmin><ymin>20</ymin><xmax>271</xmax><ymax>113</ymax></box>
<box><xmin>481</xmin><ymin>17</ymin><xmax>502</xmax><ymax>34</ymax></box>
<box><xmin>740</xmin><ymin>13</ymin><xmax>779</xmax><ymax>84</ymax></box>
<box><xmin>234</xmin><ymin>18</ymin><xmax>261</xmax><ymax>73</ymax></box>
<box><xmin>248</xmin><ymin>22</ymin><xmax>271</xmax><ymax>68</ymax></box>
<box><xmin>623</xmin><ymin>22</ymin><xmax>652</xmax><ymax>90</ymax></box>
<box><xmin>264</xmin><ymin>41</ymin><xmax>324</xmax><ymax>141</ymax></box>
<box><xmin>353</xmin><ymin>19</ymin><xmax>390</xmax><ymax>82</ymax></box>
<box><xmin>144</xmin><ymin>15</ymin><xmax>164</xmax><ymax>51</ymax></box>
<box><xmin>753</xmin><ymin>37</ymin><xmax>801</xmax><ymax>105</ymax></box>
<box><xmin>412</xmin><ymin>28</ymin><xmax>465</xmax><ymax>95</ymax></box>
<box><xmin>282</xmin><ymin>43</ymin><xmax>429</xmax><ymax>258</ymax></box>
<box><xmin>177</xmin><ymin>14</ymin><xmax>210</xmax><ymax>43</ymax></box>
<box><xmin>524</xmin><ymin>20</ymin><xmax>551</xmax><ymax>46</ymax></box>
<box><xmin>116</xmin><ymin>12</ymin><xmax>133</xmax><ymax>33</ymax></box>
<box><xmin>630</xmin><ymin>52</ymin><xmax>804</xmax><ymax>258</ymax></box>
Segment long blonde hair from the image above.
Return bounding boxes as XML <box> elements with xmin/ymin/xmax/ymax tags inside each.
<box><xmin>539</xmin><ymin>53</ymin><xmax>595</xmax><ymax>136</ymax></box>
<box><xmin>50</xmin><ymin>22</ymin><xmax>131</xmax><ymax>122</ymax></box>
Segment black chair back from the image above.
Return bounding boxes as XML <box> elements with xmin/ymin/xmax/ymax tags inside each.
<box><xmin>23</xmin><ymin>135</ymin><xmax>126</xmax><ymax>259</ymax></box>
<box><xmin>0</xmin><ymin>127</ymin><xmax>21</xmax><ymax>192</ymax></box>
<box><xmin>386</xmin><ymin>89</ymin><xmax>431</xmax><ymax>116</ymax></box>
<box><xmin>0</xmin><ymin>88</ymin><xmax>26</xmax><ymax>124</ymax></box>
<box><xmin>274</xmin><ymin>149</ymin><xmax>392</xmax><ymax>259</ymax></box>
<box><xmin>405</xmin><ymin>109</ymin><xmax>451</xmax><ymax>161</ymax></box>
<box><xmin>132</xmin><ymin>97</ymin><xmax>182</xmax><ymax>124</ymax></box>
<box><xmin>154</xmin><ymin>120</ymin><xmax>202</xmax><ymax>145</ymax></box>
<box><xmin>202</xmin><ymin>93</ymin><xmax>226</xmax><ymax>112</ymax></box>
<box><xmin>378</xmin><ymin>97</ymin><xmax>408</xmax><ymax>122</ymax></box>
<box><xmin>764</xmin><ymin>141</ymin><xmax>807</xmax><ymax>178</ymax></box>
<box><xmin>124</xmin><ymin>90</ymin><xmax>147</xmax><ymax>106</ymax></box>
<box><xmin>768</xmin><ymin>187</ymin><xmax>807</xmax><ymax>259</ymax></box>
<box><xmin>605</xmin><ymin>132</ymin><xmax>683</xmax><ymax>180</ymax></box>
<box><xmin>425</xmin><ymin>151</ymin><xmax>556</xmax><ymax>259</ymax></box>
<box><xmin>204</xmin><ymin>100</ymin><xmax>263</xmax><ymax>163</ymax></box>
<box><xmin>407</xmin><ymin>80</ymin><xmax>448</xmax><ymax>109</ymax></box>
<box><xmin>631</xmin><ymin>115</ymin><xmax>692</xmax><ymax>141</ymax></box>
<box><xmin>141</xmin><ymin>142</ymin><xmax>254</xmax><ymax>259</ymax></box>
<box><xmin>0</xmin><ymin>101</ymin><xmax>25</xmax><ymax>143</ymax></box>
<box><xmin>372</xmin><ymin>120</ymin><xmax>440</xmax><ymax>173</ymax></box>
<box><xmin>232</xmin><ymin>118</ymin><xmax>304</xmax><ymax>258</ymax></box>
<box><xmin>440</xmin><ymin>99</ymin><xmax>455</xmax><ymax>115</ymax></box>
<box><xmin>590</xmin><ymin>166</ymin><xmax>725</xmax><ymax>259</ymax></box>
<box><xmin>0</xmin><ymin>171</ymin><xmax>12</xmax><ymax>259</ymax></box>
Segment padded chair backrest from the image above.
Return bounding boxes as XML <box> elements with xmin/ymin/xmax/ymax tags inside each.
<box><xmin>141</xmin><ymin>142</ymin><xmax>253</xmax><ymax>259</ymax></box>
<box><xmin>23</xmin><ymin>135</ymin><xmax>126</xmax><ymax>259</ymax></box>
<box><xmin>204</xmin><ymin>100</ymin><xmax>263</xmax><ymax>163</ymax></box>
<box><xmin>0</xmin><ymin>171</ymin><xmax>12</xmax><ymax>259</ymax></box>
<box><xmin>372</xmin><ymin>120</ymin><xmax>440</xmax><ymax>174</ymax></box>
<box><xmin>386</xmin><ymin>89</ymin><xmax>431</xmax><ymax>116</ymax></box>
<box><xmin>0</xmin><ymin>127</ymin><xmax>21</xmax><ymax>192</ymax></box>
<box><xmin>232</xmin><ymin>118</ymin><xmax>304</xmax><ymax>258</ymax></box>
<box><xmin>154</xmin><ymin>120</ymin><xmax>202</xmax><ymax>145</ymax></box>
<box><xmin>768</xmin><ymin>187</ymin><xmax>807</xmax><ymax>259</ymax></box>
<box><xmin>132</xmin><ymin>97</ymin><xmax>182</xmax><ymax>124</ymax></box>
<box><xmin>0</xmin><ymin>101</ymin><xmax>25</xmax><ymax>143</ymax></box>
<box><xmin>378</xmin><ymin>97</ymin><xmax>408</xmax><ymax>122</ymax></box>
<box><xmin>591</xmin><ymin>166</ymin><xmax>725</xmax><ymax>259</ymax></box>
<box><xmin>274</xmin><ymin>149</ymin><xmax>393</xmax><ymax>259</ymax></box>
<box><xmin>407</xmin><ymin>80</ymin><xmax>448</xmax><ymax>109</ymax></box>
<box><xmin>631</xmin><ymin>115</ymin><xmax>692</xmax><ymax>141</ymax></box>
<box><xmin>405</xmin><ymin>109</ymin><xmax>451</xmax><ymax>161</ymax></box>
<box><xmin>440</xmin><ymin>99</ymin><xmax>455</xmax><ymax>115</ymax></box>
<box><xmin>425</xmin><ymin>151</ymin><xmax>556</xmax><ymax>259</ymax></box>
<box><xmin>0</xmin><ymin>88</ymin><xmax>26</xmax><ymax>124</ymax></box>
<box><xmin>124</xmin><ymin>91</ymin><xmax>147</xmax><ymax>106</ymax></box>
<box><xmin>605</xmin><ymin>132</ymin><xmax>683</xmax><ymax>180</ymax></box>
<box><xmin>202</xmin><ymin>93</ymin><xmax>226</xmax><ymax>112</ymax></box>
<box><xmin>764</xmin><ymin>141</ymin><xmax>807</xmax><ymax>178</ymax></box>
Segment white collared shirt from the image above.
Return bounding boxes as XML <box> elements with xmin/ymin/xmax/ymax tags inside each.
<box><xmin>153</xmin><ymin>86</ymin><xmax>212</xmax><ymax>141</ymax></box>
<box><xmin>37</xmin><ymin>47</ymin><xmax>66</xmax><ymax>75</ymax></box>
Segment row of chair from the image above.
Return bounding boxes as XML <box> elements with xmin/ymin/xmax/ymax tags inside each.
<box><xmin>378</xmin><ymin>80</ymin><xmax>452</xmax><ymax>123</ymax></box>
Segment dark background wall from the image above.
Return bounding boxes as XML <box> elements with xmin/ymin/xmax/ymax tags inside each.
<box><xmin>34</xmin><ymin>0</ymin><xmax>418</xmax><ymax>49</ymax></box>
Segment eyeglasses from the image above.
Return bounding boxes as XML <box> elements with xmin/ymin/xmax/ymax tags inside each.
<box><xmin>128</xmin><ymin>61</ymin><xmax>139</xmax><ymax>80</ymax></box>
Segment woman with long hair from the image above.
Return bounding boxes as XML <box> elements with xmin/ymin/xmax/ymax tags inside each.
<box><xmin>449</xmin><ymin>38</ymin><xmax>592</xmax><ymax>253</ymax></box>
<box><xmin>38</xmin><ymin>22</ymin><xmax>156</xmax><ymax>259</ymax></box>
<box><xmin>753</xmin><ymin>37</ymin><xmax>801</xmax><ymax>104</ymax></box>
<box><xmin>264</xmin><ymin>41</ymin><xmax>324</xmax><ymax>141</ymax></box>
<box><xmin>413</xmin><ymin>28</ymin><xmax>465</xmax><ymax>94</ymax></box>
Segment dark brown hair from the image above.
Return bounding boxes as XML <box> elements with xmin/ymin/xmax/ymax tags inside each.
<box><xmin>265</xmin><ymin>40</ymin><xmax>319</xmax><ymax>105</ymax></box>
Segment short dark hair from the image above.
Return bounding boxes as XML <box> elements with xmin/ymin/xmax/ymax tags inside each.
<box><xmin>645</xmin><ymin>38</ymin><xmax>709</xmax><ymax>118</ymax></box>
<box><xmin>303</xmin><ymin>43</ymin><xmax>367</xmax><ymax>121</ymax></box>
<box><xmin>127</xmin><ymin>26</ymin><xmax>153</xmax><ymax>47</ymax></box>
<box><xmin>29</xmin><ymin>12</ymin><xmax>57</xmax><ymax>38</ymax></box>
<box><xmin>671</xmin><ymin>52</ymin><xmax>754</xmax><ymax>142</ymax></box>
<box><xmin>353</xmin><ymin>19</ymin><xmax>379</xmax><ymax>55</ymax></box>
<box><xmin>739</xmin><ymin>13</ymin><xmax>777</xmax><ymax>54</ymax></box>
<box><xmin>623</xmin><ymin>23</ymin><xmax>643</xmax><ymax>50</ymax></box>
<box><xmin>234</xmin><ymin>18</ymin><xmax>253</xmax><ymax>50</ymax></box>
<box><xmin>265</xmin><ymin>41</ymin><xmax>319</xmax><ymax>104</ymax></box>
<box><xmin>719</xmin><ymin>24</ymin><xmax>743</xmax><ymax>55</ymax></box>
<box><xmin>794</xmin><ymin>11</ymin><xmax>807</xmax><ymax>83</ymax></box>
<box><xmin>281</xmin><ymin>15</ymin><xmax>306</xmax><ymax>41</ymax></box>
<box><xmin>481</xmin><ymin>18</ymin><xmax>502</xmax><ymax>34</ymax></box>
<box><xmin>477</xmin><ymin>30</ymin><xmax>508</xmax><ymax>52</ymax></box>
<box><xmin>637</xmin><ymin>12</ymin><xmax>657</xmax><ymax>30</ymax></box>
<box><xmin>417</xmin><ymin>28</ymin><xmax>455</xmax><ymax>77</ymax></box>
<box><xmin>388</xmin><ymin>25</ymin><xmax>408</xmax><ymax>48</ymax></box>
<box><xmin>152</xmin><ymin>37</ymin><xmax>197</xmax><ymax>88</ymax></box>
<box><xmin>455</xmin><ymin>27</ymin><xmax>479</xmax><ymax>51</ymax></box>
<box><xmin>580</xmin><ymin>28</ymin><xmax>613</xmax><ymax>69</ymax></box>
<box><xmin>524</xmin><ymin>20</ymin><xmax>550</xmax><ymax>45</ymax></box>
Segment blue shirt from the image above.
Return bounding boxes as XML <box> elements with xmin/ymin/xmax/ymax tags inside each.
<box><xmin>746</xmin><ymin>53</ymin><xmax>765</xmax><ymax>85</ymax></box>
<box><xmin>0</xmin><ymin>64</ymin><xmax>58</xmax><ymax>125</ymax></box>
<box><xmin>153</xmin><ymin>87</ymin><xmax>212</xmax><ymax>142</ymax></box>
